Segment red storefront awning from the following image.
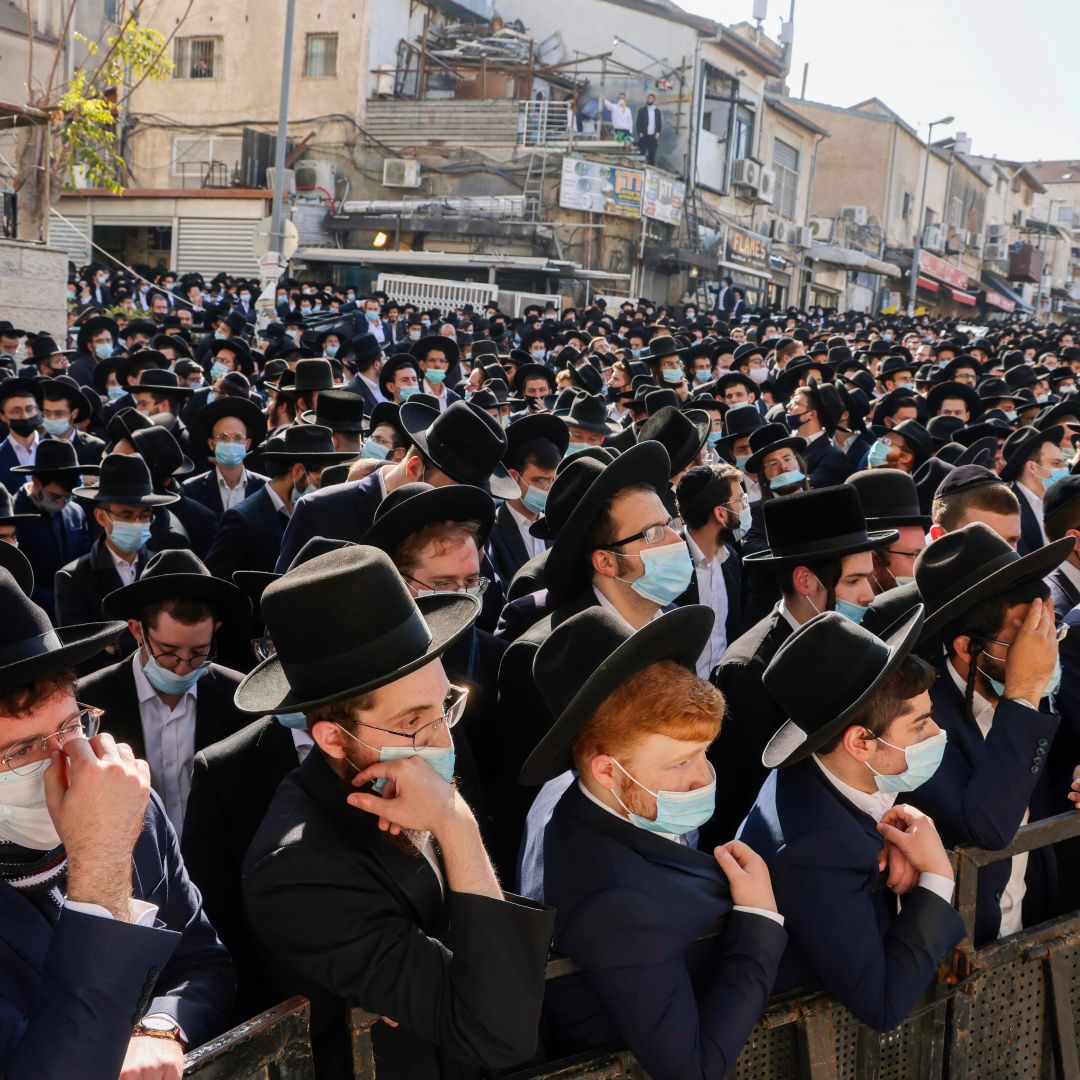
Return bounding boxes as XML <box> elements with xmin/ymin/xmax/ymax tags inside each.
<box><xmin>947</xmin><ymin>287</ymin><xmax>977</xmax><ymax>307</ymax></box>
<box><xmin>916</xmin><ymin>275</ymin><xmax>939</xmax><ymax>292</ymax></box>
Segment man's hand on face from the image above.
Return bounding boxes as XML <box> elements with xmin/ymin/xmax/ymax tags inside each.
<box><xmin>348</xmin><ymin>756</ymin><xmax>463</xmax><ymax>838</ymax></box>
<box><xmin>1003</xmin><ymin>597</ymin><xmax>1057</xmax><ymax>704</ymax></box>
<box><xmin>120</xmin><ymin>1033</ymin><xmax>185</xmax><ymax>1080</ymax></box>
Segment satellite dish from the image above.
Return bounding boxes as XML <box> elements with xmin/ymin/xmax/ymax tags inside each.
<box><xmin>253</xmin><ymin>215</ymin><xmax>299</xmax><ymax>261</ymax></box>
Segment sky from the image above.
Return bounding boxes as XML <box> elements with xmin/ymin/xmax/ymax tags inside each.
<box><xmin>676</xmin><ymin>0</ymin><xmax>1080</xmax><ymax>162</ymax></box>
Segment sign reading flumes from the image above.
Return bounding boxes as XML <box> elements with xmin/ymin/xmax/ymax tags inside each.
<box><xmin>724</xmin><ymin>225</ymin><xmax>772</xmax><ymax>271</ymax></box>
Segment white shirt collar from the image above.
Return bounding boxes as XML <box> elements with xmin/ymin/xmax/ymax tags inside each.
<box><xmin>216</xmin><ymin>464</ymin><xmax>248</xmax><ymax>491</ymax></box>
<box><xmin>577</xmin><ymin>779</ymin><xmax>685</xmax><ymax>844</ymax></box>
<box><xmin>130</xmin><ymin>649</ymin><xmax>199</xmax><ymax>707</ymax></box>
<box><xmin>778</xmin><ymin>599</ymin><xmax>803</xmax><ymax>632</ymax></box>
<box><xmin>811</xmin><ymin>754</ymin><xmax>897</xmax><ymax>822</ymax></box>
<box><xmin>1060</xmin><ymin>558</ymin><xmax>1080</xmax><ymax>594</ymax></box>
<box><xmin>592</xmin><ymin>582</ymin><xmax>663</xmax><ymax>622</ymax></box>
<box><xmin>105</xmin><ymin>541</ymin><xmax>139</xmax><ymax>586</ymax></box>
<box><xmin>265</xmin><ymin>482</ymin><xmax>289</xmax><ymax>516</ymax></box>
<box><xmin>685</xmin><ymin>530</ymin><xmax>730</xmax><ymax>571</ymax></box>
<box><xmin>505</xmin><ymin>501</ymin><xmax>535</xmax><ymax>531</ymax></box>
<box><xmin>946</xmin><ymin>657</ymin><xmax>995</xmax><ymax>738</ymax></box>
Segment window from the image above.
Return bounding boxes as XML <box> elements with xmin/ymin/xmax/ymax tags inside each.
<box><xmin>304</xmin><ymin>33</ymin><xmax>338</xmax><ymax>78</ymax></box>
<box><xmin>172</xmin><ymin>135</ymin><xmax>242</xmax><ymax>186</ymax></box>
<box><xmin>174</xmin><ymin>36</ymin><xmax>222</xmax><ymax>79</ymax></box>
<box><xmin>733</xmin><ymin>106</ymin><xmax>755</xmax><ymax>160</ymax></box>
<box><xmin>902</xmin><ymin>191</ymin><xmax>913</xmax><ymax>220</ymax></box>
<box><xmin>771</xmin><ymin>138</ymin><xmax>799</xmax><ymax>220</ymax></box>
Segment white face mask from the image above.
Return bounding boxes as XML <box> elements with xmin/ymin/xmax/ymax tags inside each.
<box><xmin>0</xmin><ymin>759</ymin><xmax>61</xmax><ymax>850</ymax></box>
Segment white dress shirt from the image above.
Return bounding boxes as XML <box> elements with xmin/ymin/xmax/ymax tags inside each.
<box><xmin>946</xmin><ymin>659</ymin><xmax>1029</xmax><ymax>935</ymax></box>
<box><xmin>10</xmin><ymin>432</ymin><xmax>37</xmax><ymax>468</ymax></box>
<box><xmin>106</xmin><ymin>542</ymin><xmax>139</xmax><ymax>586</ymax></box>
<box><xmin>645</xmin><ymin>104</ymin><xmax>657</xmax><ymax>135</ymax></box>
<box><xmin>592</xmin><ymin>583</ymin><xmax>663</xmax><ymax>623</ymax></box>
<box><xmin>131</xmin><ymin>652</ymin><xmax>198</xmax><ymax>836</ymax></box>
<box><xmin>266</xmin><ymin>481</ymin><xmax>290</xmax><ymax>519</ymax></box>
<box><xmin>811</xmin><ymin>755</ymin><xmax>955</xmax><ymax>905</ymax></box>
<box><xmin>686</xmin><ymin>532</ymin><xmax>730</xmax><ymax>679</ymax></box>
<box><xmin>358</xmin><ymin>371</ymin><xmax>387</xmax><ymax>404</ymax></box>
<box><xmin>1058</xmin><ymin>557</ymin><xmax>1080</xmax><ymax>598</ymax></box>
<box><xmin>1016</xmin><ymin>480</ymin><xmax>1049</xmax><ymax>545</ymax></box>
<box><xmin>216</xmin><ymin>465</ymin><xmax>249</xmax><ymax>512</ymax></box>
<box><xmin>290</xmin><ymin>725</ymin><xmax>315</xmax><ymax>763</ymax></box>
<box><xmin>507</xmin><ymin>502</ymin><xmax>546</xmax><ymax>560</ymax></box>
<box><xmin>603</xmin><ymin>99</ymin><xmax>633</xmax><ymax>133</ymax></box>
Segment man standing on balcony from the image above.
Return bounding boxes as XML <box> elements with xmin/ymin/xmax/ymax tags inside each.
<box><xmin>636</xmin><ymin>93</ymin><xmax>662</xmax><ymax>164</ymax></box>
<box><xmin>603</xmin><ymin>91</ymin><xmax>634</xmax><ymax>144</ymax></box>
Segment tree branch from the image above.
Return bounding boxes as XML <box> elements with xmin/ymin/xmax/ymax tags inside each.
<box><xmin>116</xmin><ymin>0</ymin><xmax>194</xmax><ymax>107</ymax></box>
<box><xmin>43</xmin><ymin>0</ymin><xmax>82</xmax><ymax>104</ymax></box>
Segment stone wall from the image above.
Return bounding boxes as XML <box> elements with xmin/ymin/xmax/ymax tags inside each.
<box><xmin>0</xmin><ymin>239</ymin><xmax>68</xmax><ymax>344</ymax></box>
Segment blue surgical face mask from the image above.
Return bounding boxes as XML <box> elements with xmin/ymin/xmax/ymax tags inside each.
<box><xmin>210</xmin><ymin>361</ymin><xmax>229</xmax><ymax>380</ymax></box>
<box><xmin>275</xmin><ymin>712</ymin><xmax>308</xmax><ymax>730</ymax></box>
<box><xmin>142</xmin><ymin>650</ymin><xmax>209</xmax><ymax>695</ymax></box>
<box><xmin>1036</xmin><ymin>393</ymin><xmax>1050</xmax><ymax>404</ymax></box>
<box><xmin>365</xmin><ymin>310</ymin><xmax>380</xmax><ymax>323</ymax></box>
<box><xmin>834</xmin><ymin>596</ymin><xmax>869</xmax><ymax>625</ymax></box>
<box><xmin>610</xmin><ymin>758</ymin><xmax>716</xmax><ymax>836</ymax></box>
<box><xmin>188</xmin><ymin>377</ymin><xmax>205</xmax><ymax>389</ymax></box>
<box><xmin>361</xmin><ymin>439</ymin><xmax>389</xmax><ymax>461</ymax></box>
<box><xmin>631</xmin><ymin>348</ymin><xmax>644</xmax><ymax>359</ymax></box>
<box><xmin>291</xmin><ymin>474</ymin><xmax>316</xmax><ymax>505</ymax></box>
<box><xmin>1004</xmin><ymin>409</ymin><xmax>1018</xmax><ymax>422</ymax></box>
<box><xmin>399</xmin><ymin>385</ymin><xmax>419</xmax><ymax>400</ymax></box>
<box><xmin>325</xmin><ymin>344</ymin><xmax>339</xmax><ymax>357</ymax></box>
<box><xmin>425</xmin><ymin>369</ymin><xmax>446</xmax><ymax>384</ymax></box>
<box><xmin>565</xmin><ymin>441</ymin><xmax>589</xmax><ymax>458</ymax></box>
<box><xmin>706</xmin><ymin>431</ymin><xmax>722</xmax><ymax>449</ymax></box>
<box><xmin>370</xmin><ymin>742</ymin><xmax>456</xmax><ymax>793</ymax></box>
<box><xmin>867</xmin><ymin>730</ymin><xmax>948</xmax><ymax>793</ymax></box>
<box><xmin>107</xmin><ymin>385</ymin><xmax>126</xmax><ymax>401</ymax></box>
<box><xmin>521</xmin><ymin>483</ymin><xmax>548</xmax><ymax>514</ymax></box>
<box><xmin>42</xmin><ymin>417</ymin><xmax>70</xmax><ymax>437</ymax></box>
<box><xmin>983</xmin><ymin>655</ymin><xmax>1061</xmax><ymax>699</ymax></box>
<box><xmin>215</xmin><ymin>442</ymin><xmax>247</xmax><ymax>467</ymax></box>
<box><xmin>867</xmin><ymin>439</ymin><xmax>891</xmax><ymax>468</ymax></box>
<box><xmin>214</xmin><ymin>329</ymin><xmax>228</xmax><ymax>341</ymax></box>
<box><xmin>240</xmin><ymin>293</ymin><xmax>251</xmax><ymax>303</ymax></box>
<box><xmin>94</xmin><ymin>342</ymin><xmax>113</xmax><ymax>360</ymax></box>
<box><xmin>109</xmin><ymin>520</ymin><xmax>151</xmax><ymax>554</ymax></box>
<box><xmin>618</xmin><ymin>540</ymin><xmax>693</xmax><ymax>606</ymax></box>
<box><xmin>662</xmin><ymin>368</ymin><xmax>683</xmax><ymax>384</ymax></box>
<box><xmin>769</xmin><ymin>469</ymin><xmax>805</xmax><ymax>490</ymax></box>
<box><xmin>421</xmin><ymin>320</ymin><xmax>431</xmax><ymax>329</ymax></box>
<box><xmin>736</xmin><ymin>454</ymin><xmax>751</xmax><ymax>471</ymax></box>
<box><xmin>695</xmin><ymin>369</ymin><xmax>711</xmax><ymax>383</ymax></box>
<box><xmin>531</xmin><ymin>348</ymin><xmax>546</xmax><ymax>360</ymax></box>
<box><xmin>1041</xmin><ymin>465</ymin><xmax>1070</xmax><ymax>491</ymax></box>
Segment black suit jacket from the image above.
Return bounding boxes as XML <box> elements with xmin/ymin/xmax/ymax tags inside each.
<box><xmin>182</xmin><ymin>715</ymin><xmax>302</xmax><ymax>1024</ymax></box>
<box><xmin>242</xmin><ymin>749</ymin><xmax>555</xmax><ymax>1080</ymax></box>
<box><xmin>705</xmin><ymin>604</ymin><xmax>793</xmax><ymax>848</ymax></box>
<box><xmin>340</xmin><ymin>375</ymin><xmax>383</xmax><ymax>413</ymax></box>
<box><xmin>44</xmin><ymin>430</ymin><xmax>106</xmax><ymax>467</ymax></box>
<box><xmin>1011</xmin><ymin>482</ymin><xmax>1045</xmax><ymax>557</ymax></box>
<box><xmin>164</xmin><ymin>486</ymin><xmax>219</xmax><ymax>559</ymax></box>
<box><xmin>14</xmin><ymin>487</ymin><xmax>91</xmax><ymax>619</ymax></box>
<box><xmin>634</xmin><ymin>103</ymin><xmax>662</xmax><ymax>137</ymax></box>
<box><xmin>79</xmin><ymin>656</ymin><xmax>249</xmax><ymax>771</ymax></box>
<box><xmin>1047</xmin><ymin>566</ymin><xmax>1080</xmax><ymax>619</ymax></box>
<box><xmin>802</xmin><ymin>433</ymin><xmax>852</xmax><ymax>488</ymax></box>
<box><xmin>205</xmin><ymin>483</ymin><xmax>289</xmax><ymax>580</ymax></box>
<box><xmin>489</xmin><ymin>503</ymin><xmax>550</xmax><ymax>587</ymax></box>
<box><xmin>182</xmin><ymin>467</ymin><xmax>269</xmax><ymax>519</ymax></box>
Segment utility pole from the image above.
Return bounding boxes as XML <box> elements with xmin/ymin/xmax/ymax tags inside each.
<box><xmin>1034</xmin><ymin>198</ymin><xmax>1059</xmax><ymax>321</ymax></box>
<box><xmin>907</xmin><ymin>115</ymin><xmax>953</xmax><ymax>319</ymax></box>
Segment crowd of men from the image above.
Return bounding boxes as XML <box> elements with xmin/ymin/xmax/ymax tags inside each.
<box><xmin>2</xmin><ymin>261</ymin><xmax>1080</xmax><ymax>1080</ymax></box>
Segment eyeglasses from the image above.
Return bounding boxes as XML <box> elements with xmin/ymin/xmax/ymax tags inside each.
<box><xmin>141</xmin><ymin>623</ymin><xmax>217</xmax><ymax>671</ymax></box>
<box><xmin>988</xmin><ymin>622</ymin><xmax>1069</xmax><ymax>650</ymax></box>
<box><xmin>212</xmin><ymin>433</ymin><xmax>249</xmax><ymax>445</ymax></box>
<box><xmin>1</xmin><ymin>705</ymin><xmax>103</xmax><ymax>775</ymax></box>
<box><xmin>605</xmin><ymin>521</ymin><xmax>673</xmax><ymax>549</ymax></box>
<box><xmin>404</xmin><ymin>573</ymin><xmax>490</xmax><ymax>598</ymax></box>
<box><xmin>252</xmin><ymin>635</ymin><xmax>275</xmax><ymax>662</ymax></box>
<box><xmin>339</xmin><ymin>685</ymin><xmax>470</xmax><ymax>749</ymax></box>
<box><xmin>723</xmin><ymin>493</ymin><xmax>750</xmax><ymax>511</ymax></box>
<box><xmin>885</xmin><ymin>548</ymin><xmax>923</xmax><ymax>559</ymax></box>
<box><xmin>104</xmin><ymin>508</ymin><xmax>155</xmax><ymax>525</ymax></box>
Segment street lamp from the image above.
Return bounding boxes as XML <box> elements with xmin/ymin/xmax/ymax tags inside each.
<box><xmin>907</xmin><ymin>115</ymin><xmax>955</xmax><ymax>318</ymax></box>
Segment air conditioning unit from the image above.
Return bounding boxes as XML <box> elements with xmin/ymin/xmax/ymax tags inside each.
<box><xmin>1013</xmin><ymin>210</ymin><xmax>1027</xmax><ymax>228</ymax></box>
<box><xmin>795</xmin><ymin>226</ymin><xmax>813</xmax><ymax>248</ymax></box>
<box><xmin>923</xmin><ymin>223</ymin><xmax>945</xmax><ymax>252</ymax></box>
<box><xmin>294</xmin><ymin>159</ymin><xmax>336</xmax><ymax>195</ymax></box>
<box><xmin>985</xmin><ymin>240</ymin><xmax>1009</xmax><ymax>262</ymax></box>
<box><xmin>768</xmin><ymin>218</ymin><xmax>787</xmax><ymax>240</ymax></box>
<box><xmin>840</xmin><ymin>204</ymin><xmax>868</xmax><ymax>226</ymax></box>
<box><xmin>265</xmin><ymin>167</ymin><xmax>296</xmax><ymax>198</ymax></box>
<box><xmin>808</xmin><ymin>216</ymin><xmax>834</xmax><ymax>243</ymax></box>
<box><xmin>732</xmin><ymin>159</ymin><xmax>760</xmax><ymax>193</ymax></box>
<box><xmin>383</xmin><ymin>158</ymin><xmax>422</xmax><ymax>189</ymax></box>
<box><xmin>757</xmin><ymin>167</ymin><xmax>777</xmax><ymax>205</ymax></box>
<box><xmin>987</xmin><ymin>222</ymin><xmax>1007</xmax><ymax>242</ymax></box>
<box><xmin>963</xmin><ymin>230</ymin><xmax>981</xmax><ymax>249</ymax></box>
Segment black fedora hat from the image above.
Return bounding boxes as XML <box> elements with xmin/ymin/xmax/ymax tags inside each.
<box><xmin>232</xmin><ymin>536</ymin><xmax>359</xmax><ymax>619</ymax></box>
<box><xmin>805</xmin><ymin>375</ymin><xmax>845</xmax><ymax>430</ymax></box>
<box><xmin>72</xmin><ymin>453</ymin><xmax>178</xmax><ymax>505</ymax></box>
<box><xmin>400</xmin><ymin>399</ymin><xmax>520</xmax><ymax>500</ymax></box>
<box><xmin>999</xmin><ymin>424</ymin><xmax>1065</xmax><ymax>482</ymax></box>
<box><xmin>511</xmin><ymin>363</ymin><xmax>556</xmax><ymax>395</ymax></box>
<box><xmin>0</xmin><ymin>540</ymin><xmax>34</xmax><ymax>597</ymax></box>
<box><xmin>520</xmin><ymin>604</ymin><xmax>715</xmax><ymax>784</ymax></box>
<box><xmin>845</xmin><ymin>468</ymin><xmax>930</xmax><ymax>530</ymax></box>
<box><xmin>888</xmin><ymin>419</ymin><xmax>932</xmax><ymax>468</ymax></box>
<box><xmin>363</xmin><ymin>482</ymin><xmax>495</xmax><ymax>556</ymax></box>
<box><xmin>637</xmin><ymin>405</ymin><xmax>710</xmax><ymax>476</ymax></box>
<box><xmin>367</xmin><ymin>400</ymin><xmax>407</xmax><ymax>444</ymax></box>
<box><xmin>0</xmin><ymin>485</ymin><xmax>38</xmax><ymax>524</ymax></box>
<box><xmin>409</xmin><ymin>333</ymin><xmax>460</xmax><ymax>366</ymax></box>
<box><xmin>926</xmin><ymin>380</ymin><xmax>982</xmax><ymax>419</ymax></box>
<box><xmin>106</xmin><ymin>407</ymin><xmax>152</xmax><ymax>449</ymax></box>
<box><xmin>234</xmin><ymin>545</ymin><xmax>480</xmax><ymax>714</ymax></box>
<box><xmin>762</xmin><ymin>606</ymin><xmax>926</xmax><ymax>768</ymax></box>
<box><xmin>0</xmin><ymin>567</ymin><xmax>124</xmax><ymax>696</ymax></box>
<box><xmin>340</xmin><ymin>333</ymin><xmax>384</xmax><ymax>370</ymax></box>
<box><xmin>914</xmin><ymin>522</ymin><xmax>1073</xmax><ymax>644</ymax></box>
<box><xmin>190</xmin><ymin>395</ymin><xmax>268</xmax><ymax>450</ymax></box>
<box><xmin>744</xmin><ymin>485</ymin><xmax>899</xmax><ymax>567</ymax></box>
<box><xmin>40</xmin><ymin>375</ymin><xmax>95</xmax><ymax>424</ymax></box>
<box><xmin>955</xmin><ymin>436</ymin><xmax>998</xmax><ymax>468</ymax></box>
<box><xmin>568</xmin><ymin>360</ymin><xmax>604</xmax><ymax>395</ymax></box>
<box><xmin>912</xmin><ymin>457</ymin><xmax>954</xmax><ymax>517</ymax></box>
<box><xmin>102</xmin><ymin>549</ymin><xmax>251</xmax><ymax>623</ymax></box>
<box><xmin>75</xmin><ymin>315</ymin><xmax>119</xmax><ymax>354</ymax></box>
<box><xmin>744</xmin><ymin>422</ymin><xmax>807</xmax><ymax>475</ymax></box>
<box><xmin>136</xmin><ymin>367</ymin><xmax>194</xmax><ymax>398</ymax></box>
<box><xmin>130</xmin><ymin>425</ymin><xmax>195</xmax><ymax>478</ymax></box>
<box><xmin>561</xmin><ymin>392</ymin><xmax>622</xmax><ymax>436</ymax></box>
<box><xmin>300</xmin><ymin>389</ymin><xmax>366</xmax><ymax>433</ymax></box>
<box><xmin>541</xmin><ymin>440</ymin><xmax>671</xmax><ymax>597</ymax></box>
<box><xmin>11</xmin><ymin>439</ymin><xmax>98</xmax><ymax>481</ymax></box>
<box><xmin>0</xmin><ymin>377</ymin><xmax>43</xmax><ymax>410</ymax></box>
<box><xmin>504</xmin><ymin>411</ymin><xmax>570</xmax><ymax>464</ymax></box>
<box><xmin>274</xmin><ymin>358</ymin><xmax>334</xmax><ymax>398</ymax></box>
<box><xmin>259</xmin><ymin>424</ymin><xmax>357</xmax><ymax>467</ymax></box>
<box><xmin>716</xmin><ymin>403</ymin><xmax>765</xmax><ymax>458</ymax></box>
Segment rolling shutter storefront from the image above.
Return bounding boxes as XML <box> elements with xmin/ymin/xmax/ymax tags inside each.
<box><xmin>48</xmin><ymin>213</ymin><xmax>92</xmax><ymax>263</ymax></box>
<box><xmin>176</xmin><ymin>218</ymin><xmax>259</xmax><ymax>277</ymax></box>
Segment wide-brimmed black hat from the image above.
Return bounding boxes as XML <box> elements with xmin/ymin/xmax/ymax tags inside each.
<box><xmin>76</xmin><ymin>315</ymin><xmax>119</xmax><ymax>354</ymax></box>
<box><xmin>0</xmin><ymin>377</ymin><xmax>43</xmax><ymax>410</ymax></box>
<box><xmin>559</xmin><ymin>392</ymin><xmax>621</xmax><ymax>436</ymax></box>
<box><xmin>568</xmin><ymin>360</ymin><xmax>604</xmax><ymax>396</ymax></box>
<box><xmin>234</xmin><ymin>545</ymin><xmax>480</xmax><ymax>714</ymax></box>
<box><xmin>637</xmin><ymin>405</ymin><xmax>710</xmax><ymax>476</ymax></box>
<box><xmin>340</xmin><ymin>333</ymin><xmax>384</xmax><ymax>371</ymax></box>
<box><xmin>762</xmin><ymin>606</ymin><xmax>926</xmax><ymax>768</ymax></box>
<box><xmin>975</xmin><ymin>377</ymin><xmax>1024</xmax><ymax>406</ymax></box>
<box><xmin>504</xmin><ymin>412</ymin><xmax>570</xmax><ymax>464</ymax></box>
<box><xmin>259</xmin><ymin>424</ymin><xmax>357</xmax><ymax>468</ymax></box>
<box><xmin>887</xmin><ymin>419</ymin><xmax>932</xmax><ymax>468</ymax></box>
<box><xmin>72</xmin><ymin>453</ymin><xmax>178</xmax><ymax>505</ymax></box>
<box><xmin>11</xmin><ymin>439</ymin><xmax>98</xmax><ymax>481</ymax></box>
<box><xmin>300</xmin><ymin>389</ymin><xmax>366</xmax><ymax>433</ymax></box>
<box><xmin>274</xmin><ymin>358</ymin><xmax>334</xmax><ymax>398</ymax></box>
<box><xmin>845</xmin><ymin>468</ymin><xmax>930</xmax><ymax>530</ymax></box>
<box><xmin>130</xmin><ymin>425</ymin><xmax>194</xmax><ymax>478</ymax></box>
<box><xmin>0</xmin><ymin>485</ymin><xmax>38</xmax><ymax>524</ymax></box>
<box><xmin>647</xmin><ymin>334</ymin><xmax>685</xmax><ymax>360</ymax></box>
<box><xmin>744</xmin><ymin>485</ymin><xmax>899</xmax><ymax>567</ymax></box>
<box><xmin>367</xmin><ymin>400</ymin><xmax>407</xmax><ymax>444</ymax></box>
<box><xmin>409</xmin><ymin>334</ymin><xmax>460</xmax><ymax>366</ymax></box>
<box><xmin>0</xmin><ymin>540</ymin><xmax>34</xmax><ymax>597</ymax></box>
<box><xmin>363</xmin><ymin>481</ymin><xmax>495</xmax><ymax>556</ymax></box>
<box><xmin>744</xmin><ymin>422</ymin><xmax>808</xmax><ymax>475</ymax></box>
<box><xmin>511</xmin><ymin>363</ymin><xmax>556</xmax><ymax>395</ymax></box>
<box><xmin>520</xmin><ymin>604</ymin><xmax>715</xmax><ymax>784</ymax></box>
<box><xmin>102</xmin><ymin>549</ymin><xmax>251</xmax><ymax>622</ymax></box>
<box><xmin>912</xmin><ymin>457</ymin><xmax>955</xmax><ymax>517</ymax></box>
<box><xmin>926</xmin><ymin>380</ymin><xmax>982</xmax><ymax>419</ymax></box>
<box><xmin>999</xmin><ymin>424</ymin><xmax>1065</xmax><ymax>482</ymax></box>
<box><xmin>400</xmin><ymin>399</ymin><xmax>520</xmax><ymax>500</ymax></box>
<box><xmin>914</xmin><ymin>522</ymin><xmax>1073</xmax><ymax>644</ymax></box>
<box><xmin>541</xmin><ymin>440</ymin><xmax>671</xmax><ymax>596</ymax></box>
<box><xmin>190</xmin><ymin>395</ymin><xmax>268</xmax><ymax>449</ymax></box>
<box><xmin>136</xmin><ymin>367</ymin><xmax>194</xmax><ymax>399</ymax></box>
<box><xmin>0</xmin><ymin>568</ymin><xmax>124</xmax><ymax>696</ymax></box>
<box><xmin>39</xmin><ymin>375</ymin><xmax>95</xmax><ymax>424</ymax></box>
<box><xmin>716</xmin><ymin>404</ymin><xmax>765</xmax><ymax>458</ymax></box>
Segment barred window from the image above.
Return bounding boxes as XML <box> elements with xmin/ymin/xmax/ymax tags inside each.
<box><xmin>772</xmin><ymin>139</ymin><xmax>799</xmax><ymax>221</ymax></box>
<box><xmin>304</xmin><ymin>33</ymin><xmax>338</xmax><ymax>78</ymax></box>
<box><xmin>174</xmin><ymin>37</ymin><xmax>222</xmax><ymax>79</ymax></box>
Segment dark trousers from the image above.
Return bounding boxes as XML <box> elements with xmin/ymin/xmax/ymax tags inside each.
<box><xmin>638</xmin><ymin>133</ymin><xmax>658</xmax><ymax>164</ymax></box>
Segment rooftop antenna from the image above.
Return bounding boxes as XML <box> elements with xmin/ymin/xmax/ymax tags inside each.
<box><xmin>753</xmin><ymin>0</ymin><xmax>768</xmax><ymax>29</ymax></box>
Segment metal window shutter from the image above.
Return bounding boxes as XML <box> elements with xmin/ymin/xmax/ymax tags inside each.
<box><xmin>48</xmin><ymin>214</ymin><xmax>91</xmax><ymax>263</ymax></box>
<box><xmin>176</xmin><ymin>218</ymin><xmax>259</xmax><ymax>277</ymax></box>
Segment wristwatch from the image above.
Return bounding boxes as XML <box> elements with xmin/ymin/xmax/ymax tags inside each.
<box><xmin>1006</xmin><ymin>696</ymin><xmax>1038</xmax><ymax>711</ymax></box>
<box><xmin>135</xmin><ymin>1015</ymin><xmax>185</xmax><ymax>1046</ymax></box>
